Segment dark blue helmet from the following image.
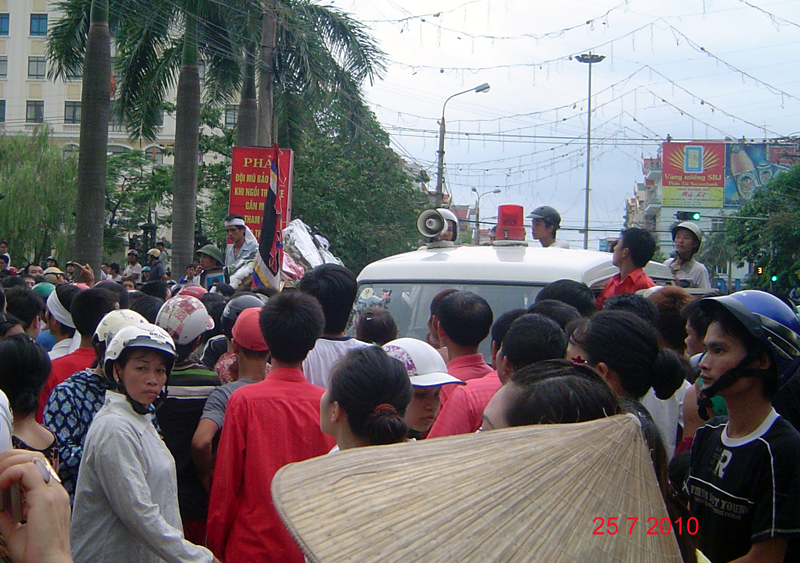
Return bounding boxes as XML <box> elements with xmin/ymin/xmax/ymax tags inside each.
<box><xmin>701</xmin><ymin>290</ymin><xmax>800</xmax><ymax>379</ymax></box>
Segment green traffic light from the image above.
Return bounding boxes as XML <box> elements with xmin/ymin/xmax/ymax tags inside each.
<box><xmin>691</xmin><ymin>212</ymin><xmax>701</xmax><ymax>221</ymax></box>
<box><xmin>771</xmin><ymin>275</ymin><xmax>778</xmax><ymax>282</ymax></box>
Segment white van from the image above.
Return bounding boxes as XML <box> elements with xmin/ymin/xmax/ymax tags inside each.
<box><xmin>355</xmin><ymin>243</ymin><xmax>673</xmax><ymax>358</ymax></box>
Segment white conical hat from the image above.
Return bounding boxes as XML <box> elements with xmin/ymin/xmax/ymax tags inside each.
<box><xmin>272</xmin><ymin>414</ymin><xmax>682</xmax><ymax>563</ymax></box>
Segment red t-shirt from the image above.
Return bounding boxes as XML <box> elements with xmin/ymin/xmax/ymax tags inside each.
<box><xmin>206</xmin><ymin>368</ymin><xmax>335</xmax><ymax>562</ymax></box>
<box><xmin>440</xmin><ymin>353</ymin><xmax>493</xmax><ymax>406</ymax></box>
<box><xmin>428</xmin><ymin>371</ymin><xmax>501</xmax><ymax>438</ymax></box>
<box><xmin>596</xmin><ymin>268</ymin><xmax>655</xmax><ymax>308</ymax></box>
<box><xmin>36</xmin><ymin>347</ymin><xmax>97</xmax><ymax>423</ymax></box>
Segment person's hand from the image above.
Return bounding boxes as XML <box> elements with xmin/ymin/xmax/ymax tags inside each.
<box><xmin>0</xmin><ymin>450</ymin><xmax>72</xmax><ymax>563</ymax></box>
<box><xmin>73</xmin><ymin>262</ymin><xmax>95</xmax><ymax>287</ymax></box>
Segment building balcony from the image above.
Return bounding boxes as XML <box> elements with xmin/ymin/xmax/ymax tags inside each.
<box><xmin>645</xmin><ymin>162</ymin><xmax>662</xmax><ymax>181</ymax></box>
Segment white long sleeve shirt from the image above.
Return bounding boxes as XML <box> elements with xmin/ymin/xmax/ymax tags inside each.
<box><xmin>71</xmin><ymin>392</ymin><xmax>213</xmax><ymax>563</ymax></box>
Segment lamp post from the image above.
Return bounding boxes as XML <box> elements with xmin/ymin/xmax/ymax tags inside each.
<box><xmin>436</xmin><ymin>83</ymin><xmax>491</xmax><ymax>207</ymax></box>
<box><xmin>576</xmin><ymin>53</ymin><xmax>605</xmax><ymax>250</ymax></box>
<box><xmin>471</xmin><ymin>187</ymin><xmax>501</xmax><ymax>244</ymax></box>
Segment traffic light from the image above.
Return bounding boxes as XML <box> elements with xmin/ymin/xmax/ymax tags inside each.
<box><xmin>676</xmin><ymin>211</ymin><xmax>701</xmax><ymax>221</ymax></box>
<box><xmin>771</xmin><ymin>275</ymin><xmax>778</xmax><ymax>282</ymax></box>
<box><xmin>756</xmin><ymin>266</ymin><xmax>764</xmax><ymax>275</ymax></box>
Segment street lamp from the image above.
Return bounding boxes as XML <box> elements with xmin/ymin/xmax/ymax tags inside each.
<box><xmin>471</xmin><ymin>187</ymin><xmax>501</xmax><ymax>244</ymax></box>
<box><xmin>576</xmin><ymin>53</ymin><xmax>605</xmax><ymax>250</ymax></box>
<box><xmin>436</xmin><ymin>83</ymin><xmax>491</xmax><ymax>207</ymax></box>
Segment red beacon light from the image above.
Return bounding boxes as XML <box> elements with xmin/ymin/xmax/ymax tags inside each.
<box><xmin>494</xmin><ymin>204</ymin><xmax>526</xmax><ymax>244</ymax></box>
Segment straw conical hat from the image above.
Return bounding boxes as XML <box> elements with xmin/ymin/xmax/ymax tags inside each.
<box><xmin>272</xmin><ymin>414</ymin><xmax>682</xmax><ymax>562</ymax></box>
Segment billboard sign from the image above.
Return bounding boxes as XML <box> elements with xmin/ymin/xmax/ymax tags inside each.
<box><xmin>662</xmin><ymin>142</ymin><xmax>725</xmax><ymax>207</ymax></box>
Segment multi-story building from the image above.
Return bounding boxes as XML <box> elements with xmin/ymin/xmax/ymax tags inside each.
<box><xmin>631</xmin><ymin>140</ymin><xmax>799</xmax><ymax>292</ymax></box>
<box><xmin>1</xmin><ymin>0</ymin><xmax>173</xmax><ymax>159</ymax></box>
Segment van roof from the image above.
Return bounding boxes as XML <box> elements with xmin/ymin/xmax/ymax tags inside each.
<box><xmin>358</xmin><ymin>244</ymin><xmax>673</xmax><ymax>290</ymax></box>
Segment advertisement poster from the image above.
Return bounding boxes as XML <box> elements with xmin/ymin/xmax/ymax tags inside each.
<box><xmin>229</xmin><ymin>146</ymin><xmax>294</xmax><ymax>288</ymax></box>
<box><xmin>661</xmin><ymin>142</ymin><xmax>725</xmax><ymax>207</ymax></box>
<box><xmin>723</xmin><ymin>143</ymin><xmax>799</xmax><ymax>207</ymax></box>
<box><xmin>228</xmin><ymin>146</ymin><xmax>294</xmax><ymax>239</ymax></box>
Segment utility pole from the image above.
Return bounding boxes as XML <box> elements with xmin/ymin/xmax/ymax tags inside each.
<box><xmin>576</xmin><ymin>53</ymin><xmax>605</xmax><ymax>250</ymax></box>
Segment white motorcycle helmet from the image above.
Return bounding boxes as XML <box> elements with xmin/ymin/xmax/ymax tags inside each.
<box><xmin>104</xmin><ymin>324</ymin><xmax>177</xmax><ymax>414</ymax></box>
<box><xmin>155</xmin><ymin>295</ymin><xmax>215</xmax><ymax>346</ymax></box>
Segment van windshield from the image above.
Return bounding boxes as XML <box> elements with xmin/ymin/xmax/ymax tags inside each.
<box><xmin>353</xmin><ymin>282</ymin><xmax>543</xmax><ymax>360</ymax></box>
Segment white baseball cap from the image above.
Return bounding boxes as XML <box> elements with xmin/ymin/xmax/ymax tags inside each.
<box><xmin>383</xmin><ymin>338</ymin><xmax>466</xmax><ymax>387</ymax></box>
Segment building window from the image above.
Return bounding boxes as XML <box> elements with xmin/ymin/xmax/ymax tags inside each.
<box><xmin>0</xmin><ymin>14</ymin><xmax>8</xmax><ymax>36</ymax></box>
<box><xmin>64</xmin><ymin>101</ymin><xmax>81</xmax><ymax>124</ymax></box>
<box><xmin>224</xmin><ymin>105</ymin><xmax>238</xmax><ymax>128</ymax></box>
<box><xmin>28</xmin><ymin>57</ymin><xmax>46</xmax><ymax>80</ymax></box>
<box><xmin>63</xmin><ymin>144</ymin><xmax>79</xmax><ymax>157</ymax></box>
<box><xmin>0</xmin><ymin>100</ymin><xmax>5</xmax><ymax>123</ymax></box>
<box><xmin>30</xmin><ymin>14</ymin><xmax>47</xmax><ymax>36</ymax></box>
<box><xmin>26</xmin><ymin>101</ymin><xmax>44</xmax><ymax>123</ymax></box>
<box><xmin>711</xmin><ymin>218</ymin><xmax>726</xmax><ymax>232</ymax></box>
<box><xmin>154</xmin><ymin>109</ymin><xmax>164</xmax><ymax>127</ymax></box>
<box><xmin>0</xmin><ymin>57</ymin><xmax>6</xmax><ymax>79</ymax></box>
<box><xmin>108</xmin><ymin>145</ymin><xmax>130</xmax><ymax>155</ymax></box>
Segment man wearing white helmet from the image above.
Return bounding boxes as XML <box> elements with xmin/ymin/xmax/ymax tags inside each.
<box><xmin>43</xmin><ymin>309</ymin><xmax>148</xmax><ymax>502</ymax></box>
<box><xmin>155</xmin><ymin>295</ymin><xmax>221</xmax><ymax>544</ymax></box>
<box><xmin>664</xmin><ymin>221</ymin><xmax>710</xmax><ymax>289</ymax></box>
<box><xmin>71</xmin><ymin>323</ymin><xmax>218</xmax><ymax>563</ymax></box>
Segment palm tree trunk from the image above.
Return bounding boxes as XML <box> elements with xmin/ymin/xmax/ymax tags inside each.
<box><xmin>172</xmin><ymin>14</ymin><xmax>201</xmax><ymax>273</ymax></box>
<box><xmin>74</xmin><ymin>0</ymin><xmax>110</xmax><ymax>274</ymax></box>
<box><xmin>236</xmin><ymin>50</ymin><xmax>258</xmax><ymax>147</ymax></box>
<box><xmin>257</xmin><ymin>0</ymin><xmax>276</xmax><ymax>147</ymax></box>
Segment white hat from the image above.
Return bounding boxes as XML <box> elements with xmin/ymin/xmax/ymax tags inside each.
<box><xmin>383</xmin><ymin>338</ymin><xmax>465</xmax><ymax>387</ymax></box>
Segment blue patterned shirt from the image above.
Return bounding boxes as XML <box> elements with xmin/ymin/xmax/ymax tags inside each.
<box><xmin>43</xmin><ymin>369</ymin><xmax>113</xmax><ymax>501</ymax></box>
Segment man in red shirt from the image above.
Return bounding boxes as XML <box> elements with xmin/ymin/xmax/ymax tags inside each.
<box><xmin>36</xmin><ymin>287</ymin><xmax>117</xmax><ymax>422</ymax></box>
<box><xmin>430</xmin><ymin>312</ymin><xmax>568</xmax><ymax>437</ymax></box>
<box><xmin>207</xmin><ymin>291</ymin><xmax>335</xmax><ymax>563</ymax></box>
<box><xmin>434</xmin><ymin>291</ymin><xmax>494</xmax><ymax>406</ymax></box>
<box><xmin>428</xmin><ymin>308</ymin><xmax>524</xmax><ymax>438</ymax></box>
<box><xmin>596</xmin><ymin>227</ymin><xmax>656</xmax><ymax>308</ymax></box>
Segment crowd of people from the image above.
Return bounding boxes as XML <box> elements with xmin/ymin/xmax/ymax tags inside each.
<box><xmin>0</xmin><ymin>215</ymin><xmax>795</xmax><ymax>563</ymax></box>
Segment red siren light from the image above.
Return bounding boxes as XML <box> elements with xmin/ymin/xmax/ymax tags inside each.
<box><xmin>496</xmin><ymin>204</ymin><xmax>526</xmax><ymax>241</ymax></box>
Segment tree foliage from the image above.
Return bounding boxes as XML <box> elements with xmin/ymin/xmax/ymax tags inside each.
<box><xmin>0</xmin><ymin>128</ymin><xmax>78</xmax><ymax>264</ymax></box>
<box><xmin>726</xmin><ymin>164</ymin><xmax>800</xmax><ymax>295</ymax></box>
<box><xmin>292</xmin><ymin>114</ymin><xmax>426</xmax><ymax>274</ymax></box>
<box><xmin>104</xmin><ymin>151</ymin><xmax>172</xmax><ymax>256</ymax></box>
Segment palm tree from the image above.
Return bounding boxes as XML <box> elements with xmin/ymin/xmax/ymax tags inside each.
<box><xmin>49</xmin><ymin>0</ymin><xmax>110</xmax><ymax>275</ymax></box>
<box><xmin>49</xmin><ymin>0</ymin><xmax>386</xmax><ymax>267</ymax></box>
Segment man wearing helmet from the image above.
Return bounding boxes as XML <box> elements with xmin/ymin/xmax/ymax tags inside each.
<box><xmin>685</xmin><ymin>291</ymin><xmax>800</xmax><ymax>563</ymax></box>
<box><xmin>528</xmin><ymin>206</ymin><xmax>569</xmax><ymax>248</ymax></box>
<box><xmin>147</xmin><ymin>248</ymin><xmax>166</xmax><ymax>282</ymax></box>
<box><xmin>664</xmin><ymin>221</ymin><xmax>710</xmax><ymax>289</ymax></box>
<box><xmin>155</xmin><ymin>295</ymin><xmax>221</xmax><ymax>544</ymax></box>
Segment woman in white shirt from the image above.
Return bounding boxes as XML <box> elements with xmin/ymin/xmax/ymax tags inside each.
<box><xmin>70</xmin><ymin>324</ymin><xmax>218</xmax><ymax>563</ymax></box>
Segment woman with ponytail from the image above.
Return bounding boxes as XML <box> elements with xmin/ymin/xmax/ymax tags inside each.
<box><xmin>0</xmin><ymin>334</ymin><xmax>58</xmax><ymax>469</ymax></box>
<box><xmin>566</xmin><ymin>310</ymin><xmax>687</xmax><ymax>456</ymax></box>
<box><xmin>320</xmin><ymin>346</ymin><xmax>413</xmax><ymax>450</ymax></box>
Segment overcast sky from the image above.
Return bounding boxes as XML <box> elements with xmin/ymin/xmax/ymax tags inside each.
<box><xmin>332</xmin><ymin>0</ymin><xmax>800</xmax><ymax>247</ymax></box>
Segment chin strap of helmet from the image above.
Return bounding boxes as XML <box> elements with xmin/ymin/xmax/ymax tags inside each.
<box><xmin>696</xmin><ymin>348</ymin><xmax>766</xmax><ymax>421</ymax></box>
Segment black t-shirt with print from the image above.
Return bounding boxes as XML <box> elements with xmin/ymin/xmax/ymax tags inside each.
<box><xmin>685</xmin><ymin>412</ymin><xmax>800</xmax><ymax>563</ymax></box>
